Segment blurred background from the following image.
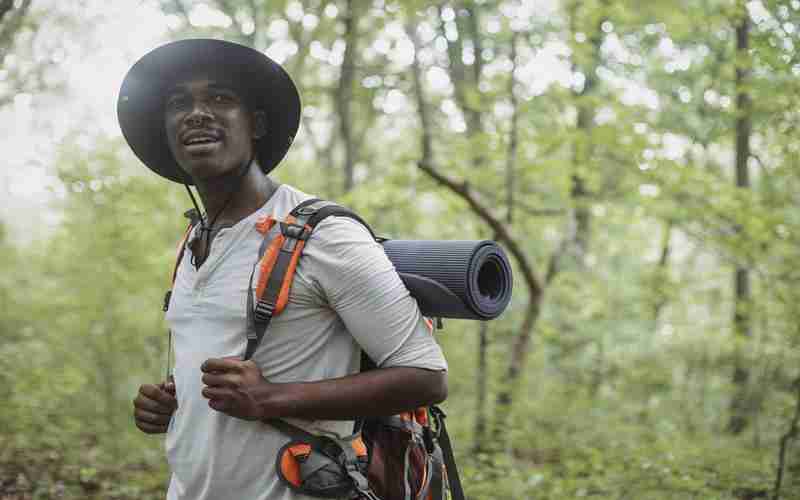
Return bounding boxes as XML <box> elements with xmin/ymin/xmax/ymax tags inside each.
<box><xmin>1</xmin><ymin>0</ymin><xmax>799</xmax><ymax>498</ymax></box>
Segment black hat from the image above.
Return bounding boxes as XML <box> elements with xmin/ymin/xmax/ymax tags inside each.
<box><xmin>117</xmin><ymin>39</ymin><xmax>301</xmax><ymax>184</ymax></box>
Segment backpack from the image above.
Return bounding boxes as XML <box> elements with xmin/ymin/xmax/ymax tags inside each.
<box><xmin>163</xmin><ymin>198</ymin><xmax>465</xmax><ymax>500</ymax></box>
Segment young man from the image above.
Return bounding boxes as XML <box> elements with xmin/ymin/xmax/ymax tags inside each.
<box><xmin>118</xmin><ymin>39</ymin><xmax>448</xmax><ymax>500</ymax></box>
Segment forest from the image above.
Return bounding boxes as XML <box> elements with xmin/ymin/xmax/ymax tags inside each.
<box><xmin>1</xmin><ymin>0</ymin><xmax>799</xmax><ymax>499</ymax></box>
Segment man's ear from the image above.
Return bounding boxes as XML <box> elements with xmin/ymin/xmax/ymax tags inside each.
<box><xmin>252</xmin><ymin>111</ymin><xmax>267</xmax><ymax>140</ymax></box>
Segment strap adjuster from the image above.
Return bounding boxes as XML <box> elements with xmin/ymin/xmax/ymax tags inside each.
<box><xmin>163</xmin><ymin>290</ymin><xmax>172</xmax><ymax>312</ymax></box>
<box><xmin>280</xmin><ymin>222</ymin><xmax>310</xmax><ymax>241</ymax></box>
<box><xmin>429</xmin><ymin>406</ymin><xmax>446</xmax><ymax>439</ymax></box>
<box><xmin>254</xmin><ymin>300</ymin><xmax>275</xmax><ymax>322</ymax></box>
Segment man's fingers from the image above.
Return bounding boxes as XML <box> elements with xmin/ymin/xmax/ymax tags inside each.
<box><xmin>139</xmin><ymin>384</ymin><xmax>178</xmax><ymax>409</ymax></box>
<box><xmin>208</xmin><ymin>398</ymin><xmax>230</xmax><ymax>412</ymax></box>
<box><xmin>159</xmin><ymin>379</ymin><xmax>176</xmax><ymax>396</ymax></box>
<box><xmin>201</xmin><ymin>387</ymin><xmax>233</xmax><ymax>400</ymax></box>
<box><xmin>135</xmin><ymin>419</ymin><xmax>168</xmax><ymax>434</ymax></box>
<box><xmin>134</xmin><ymin>394</ymin><xmax>175</xmax><ymax>415</ymax></box>
<box><xmin>201</xmin><ymin>372</ymin><xmax>239</xmax><ymax>388</ymax></box>
<box><xmin>135</xmin><ymin>408</ymin><xmax>172</xmax><ymax>426</ymax></box>
<box><xmin>201</xmin><ymin>358</ymin><xmax>242</xmax><ymax>374</ymax></box>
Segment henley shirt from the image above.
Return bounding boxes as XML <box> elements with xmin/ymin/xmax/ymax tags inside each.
<box><xmin>164</xmin><ymin>184</ymin><xmax>447</xmax><ymax>500</ymax></box>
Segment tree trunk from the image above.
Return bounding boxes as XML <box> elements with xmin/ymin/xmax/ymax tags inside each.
<box><xmin>337</xmin><ymin>0</ymin><xmax>358</xmax><ymax>192</ymax></box>
<box><xmin>473</xmin><ymin>321</ymin><xmax>489</xmax><ymax>453</ymax></box>
<box><xmin>653</xmin><ymin>220</ymin><xmax>673</xmax><ymax>322</ymax></box>
<box><xmin>567</xmin><ymin>0</ymin><xmax>604</xmax><ymax>265</ymax></box>
<box><xmin>506</xmin><ymin>31</ymin><xmax>519</xmax><ymax>224</ymax></box>
<box><xmin>0</xmin><ymin>0</ymin><xmax>32</xmax><ymax>53</ymax></box>
<box><xmin>728</xmin><ymin>7</ymin><xmax>752</xmax><ymax>435</ymax></box>
<box><xmin>407</xmin><ymin>23</ymin><xmax>544</xmax><ymax>449</ymax></box>
<box><xmin>772</xmin><ymin>377</ymin><xmax>800</xmax><ymax>500</ymax></box>
<box><xmin>492</xmin><ymin>297</ymin><xmax>543</xmax><ymax>441</ymax></box>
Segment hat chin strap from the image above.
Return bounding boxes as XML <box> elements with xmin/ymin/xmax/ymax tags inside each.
<box><xmin>183</xmin><ymin>153</ymin><xmax>256</xmax><ymax>268</ymax></box>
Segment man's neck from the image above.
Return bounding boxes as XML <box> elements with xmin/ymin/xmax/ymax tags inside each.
<box><xmin>194</xmin><ymin>164</ymin><xmax>279</xmax><ymax>228</ymax></box>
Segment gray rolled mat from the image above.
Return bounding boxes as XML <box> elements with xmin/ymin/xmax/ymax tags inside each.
<box><xmin>381</xmin><ymin>240</ymin><xmax>513</xmax><ymax>320</ymax></box>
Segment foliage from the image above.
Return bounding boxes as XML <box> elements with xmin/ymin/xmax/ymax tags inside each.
<box><xmin>2</xmin><ymin>1</ymin><xmax>800</xmax><ymax>499</ymax></box>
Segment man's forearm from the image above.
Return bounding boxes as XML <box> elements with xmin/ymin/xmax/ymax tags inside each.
<box><xmin>254</xmin><ymin>367</ymin><xmax>447</xmax><ymax>420</ymax></box>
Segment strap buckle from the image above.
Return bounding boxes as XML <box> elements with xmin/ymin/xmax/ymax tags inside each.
<box><xmin>280</xmin><ymin>222</ymin><xmax>311</xmax><ymax>252</ymax></box>
<box><xmin>295</xmin><ymin>206</ymin><xmax>317</xmax><ymax>216</ymax></box>
<box><xmin>280</xmin><ymin>222</ymin><xmax>310</xmax><ymax>241</ymax></box>
<box><xmin>253</xmin><ymin>299</ymin><xmax>275</xmax><ymax>322</ymax></box>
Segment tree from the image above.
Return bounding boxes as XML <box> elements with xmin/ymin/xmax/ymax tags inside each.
<box><xmin>728</xmin><ymin>0</ymin><xmax>753</xmax><ymax>435</ymax></box>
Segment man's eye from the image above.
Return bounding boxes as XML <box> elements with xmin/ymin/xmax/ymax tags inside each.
<box><xmin>212</xmin><ymin>94</ymin><xmax>232</xmax><ymax>103</ymax></box>
<box><xmin>167</xmin><ymin>96</ymin><xmax>189</xmax><ymax>110</ymax></box>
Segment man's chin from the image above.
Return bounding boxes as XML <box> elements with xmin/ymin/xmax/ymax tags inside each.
<box><xmin>179</xmin><ymin>161</ymin><xmax>245</xmax><ymax>184</ymax></box>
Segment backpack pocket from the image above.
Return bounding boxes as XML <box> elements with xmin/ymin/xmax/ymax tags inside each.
<box><xmin>276</xmin><ymin>435</ymin><xmax>370</xmax><ymax>498</ymax></box>
<box><xmin>363</xmin><ymin>412</ymin><xmax>446</xmax><ymax>500</ymax></box>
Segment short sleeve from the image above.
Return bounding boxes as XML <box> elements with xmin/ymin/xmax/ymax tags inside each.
<box><xmin>302</xmin><ymin>216</ymin><xmax>447</xmax><ymax>371</ymax></box>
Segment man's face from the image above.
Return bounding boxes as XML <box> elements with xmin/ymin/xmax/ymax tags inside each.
<box><xmin>164</xmin><ymin>75</ymin><xmax>262</xmax><ymax>181</ymax></box>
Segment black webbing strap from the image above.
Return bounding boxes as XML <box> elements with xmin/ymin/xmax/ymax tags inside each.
<box><xmin>430</xmin><ymin>406</ymin><xmax>465</xmax><ymax>500</ymax></box>
<box><xmin>427</xmin><ymin>444</ymin><xmax>446</xmax><ymax>500</ymax></box>
<box><xmin>244</xmin><ymin>215</ymin><xmax>310</xmax><ymax>360</ymax></box>
<box><xmin>304</xmin><ymin>204</ymin><xmax>378</xmax><ymax>240</ymax></box>
<box><xmin>265</xmin><ymin>417</ymin><xmax>339</xmax><ymax>456</ymax></box>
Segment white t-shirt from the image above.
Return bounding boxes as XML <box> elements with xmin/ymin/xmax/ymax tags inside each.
<box><xmin>164</xmin><ymin>184</ymin><xmax>447</xmax><ymax>500</ymax></box>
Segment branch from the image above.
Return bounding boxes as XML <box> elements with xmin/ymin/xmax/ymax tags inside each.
<box><xmin>409</xmin><ymin>17</ymin><xmax>549</xmax><ymax>444</ymax></box>
<box><xmin>164</xmin><ymin>0</ymin><xmax>191</xmax><ymax>26</ymax></box>
<box><xmin>0</xmin><ymin>0</ymin><xmax>15</xmax><ymax>23</ymax></box>
<box><xmin>408</xmin><ymin>21</ymin><xmax>542</xmax><ymax>299</ymax></box>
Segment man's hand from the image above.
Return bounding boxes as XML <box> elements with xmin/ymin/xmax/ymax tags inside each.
<box><xmin>201</xmin><ymin>359</ymin><xmax>446</xmax><ymax>422</ymax></box>
<box><xmin>201</xmin><ymin>357</ymin><xmax>276</xmax><ymax>421</ymax></box>
<box><xmin>133</xmin><ymin>378</ymin><xmax>177</xmax><ymax>434</ymax></box>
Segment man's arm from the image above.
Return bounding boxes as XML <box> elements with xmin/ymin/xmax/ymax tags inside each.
<box><xmin>200</xmin><ymin>357</ymin><xmax>446</xmax><ymax>421</ymax></box>
<box><xmin>202</xmin><ymin>216</ymin><xmax>449</xmax><ymax>422</ymax></box>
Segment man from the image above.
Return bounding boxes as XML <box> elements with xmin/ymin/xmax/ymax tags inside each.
<box><xmin>118</xmin><ymin>39</ymin><xmax>448</xmax><ymax>500</ymax></box>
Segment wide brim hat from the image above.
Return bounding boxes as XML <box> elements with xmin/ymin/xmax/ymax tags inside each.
<box><xmin>117</xmin><ymin>39</ymin><xmax>301</xmax><ymax>184</ymax></box>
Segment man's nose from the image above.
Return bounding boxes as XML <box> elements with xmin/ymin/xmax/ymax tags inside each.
<box><xmin>185</xmin><ymin>101</ymin><xmax>213</xmax><ymax>126</ymax></box>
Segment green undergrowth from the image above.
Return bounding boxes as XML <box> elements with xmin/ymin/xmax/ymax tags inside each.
<box><xmin>449</xmin><ymin>384</ymin><xmax>797</xmax><ymax>500</ymax></box>
<box><xmin>0</xmin><ymin>437</ymin><xmax>169</xmax><ymax>500</ymax></box>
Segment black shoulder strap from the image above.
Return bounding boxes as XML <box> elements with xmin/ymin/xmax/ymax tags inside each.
<box><xmin>430</xmin><ymin>406</ymin><xmax>465</xmax><ymax>500</ymax></box>
<box><xmin>291</xmin><ymin>199</ymin><xmax>377</xmax><ymax>238</ymax></box>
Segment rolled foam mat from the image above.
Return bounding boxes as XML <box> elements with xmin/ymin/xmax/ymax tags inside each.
<box><xmin>381</xmin><ymin>240</ymin><xmax>513</xmax><ymax>320</ymax></box>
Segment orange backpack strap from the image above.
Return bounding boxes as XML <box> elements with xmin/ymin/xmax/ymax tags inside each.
<box><xmin>163</xmin><ymin>222</ymin><xmax>195</xmax><ymax>312</ymax></box>
<box><xmin>162</xmin><ymin>220</ymin><xmax>196</xmax><ymax>380</ymax></box>
<box><xmin>243</xmin><ymin>199</ymin><xmax>375</xmax><ymax>360</ymax></box>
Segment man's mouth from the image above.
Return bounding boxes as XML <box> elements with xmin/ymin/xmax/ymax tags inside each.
<box><xmin>181</xmin><ymin>130</ymin><xmax>222</xmax><ymax>151</ymax></box>
<box><xmin>185</xmin><ymin>137</ymin><xmax>218</xmax><ymax>145</ymax></box>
